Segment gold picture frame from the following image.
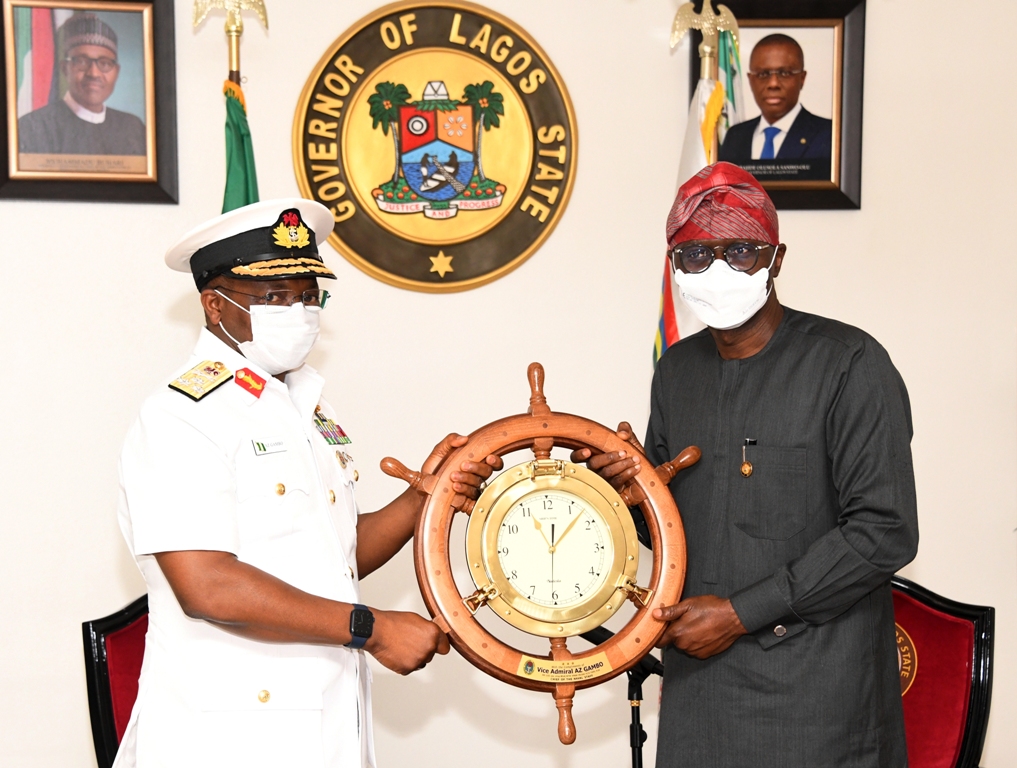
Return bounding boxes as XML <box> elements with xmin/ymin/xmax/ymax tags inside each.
<box><xmin>731</xmin><ymin>18</ymin><xmax>844</xmax><ymax>192</ymax></box>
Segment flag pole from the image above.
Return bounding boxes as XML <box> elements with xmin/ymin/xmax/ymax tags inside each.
<box><xmin>192</xmin><ymin>1</ymin><xmax>269</xmax><ymax>83</ymax></box>
<box><xmin>654</xmin><ymin>1</ymin><xmax>741</xmax><ymax>362</ymax></box>
<box><xmin>670</xmin><ymin>0</ymin><xmax>739</xmax><ymax>163</ymax></box>
<box><xmin>194</xmin><ymin>1</ymin><xmax>269</xmax><ymax>212</ymax></box>
<box><xmin>226</xmin><ymin>10</ymin><xmax>243</xmax><ymax>84</ymax></box>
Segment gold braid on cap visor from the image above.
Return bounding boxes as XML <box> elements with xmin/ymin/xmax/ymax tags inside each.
<box><xmin>230</xmin><ymin>258</ymin><xmax>336</xmax><ymax>278</ymax></box>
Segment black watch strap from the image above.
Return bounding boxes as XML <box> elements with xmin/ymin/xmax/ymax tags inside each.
<box><xmin>346</xmin><ymin>603</ymin><xmax>374</xmax><ymax>649</ymax></box>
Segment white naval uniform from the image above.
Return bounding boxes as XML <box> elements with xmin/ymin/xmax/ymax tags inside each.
<box><xmin>115</xmin><ymin>329</ymin><xmax>375</xmax><ymax>768</ymax></box>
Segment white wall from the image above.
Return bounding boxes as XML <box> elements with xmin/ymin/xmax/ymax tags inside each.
<box><xmin>1</xmin><ymin>1</ymin><xmax>1014</xmax><ymax>765</ymax></box>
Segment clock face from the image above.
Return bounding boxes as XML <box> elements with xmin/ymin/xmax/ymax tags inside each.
<box><xmin>465</xmin><ymin>460</ymin><xmax>640</xmax><ymax>636</ymax></box>
<box><xmin>495</xmin><ymin>490</ymin><xmax>614</xmax><ymax>610</ymax></box>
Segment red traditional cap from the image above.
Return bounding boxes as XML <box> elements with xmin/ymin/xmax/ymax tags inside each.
<box><xmin>666</xmin><ymin>162</ymin><xmax>779</xmax><ymax>246</ymax></box>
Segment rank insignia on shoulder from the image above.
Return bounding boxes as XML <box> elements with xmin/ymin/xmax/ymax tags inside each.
<box><xmin>235</xmin><ymin>367</ymin><xmax>267</xmax><ymax>398</ymax></box>
<box><xmin>313</xmin><ymin>405</ymin><xmax>351</xmax><ymax>445</ymax></box>
<box><xmin>168</xmin><ymin>361</ymin><xmax>233</xmax><ymax>401</ymax></box>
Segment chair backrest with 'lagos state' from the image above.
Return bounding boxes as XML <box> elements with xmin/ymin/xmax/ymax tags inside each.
<box><xmin>891</xmin><ymin>576</ymin><xmax>993</xmax><ymax>768</ymax></box>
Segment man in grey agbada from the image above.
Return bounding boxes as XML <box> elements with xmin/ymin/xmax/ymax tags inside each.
<box><xmin>577</xmin><ymin>162</ymin><xmax>918</xmax><ymax>767</ymax></box>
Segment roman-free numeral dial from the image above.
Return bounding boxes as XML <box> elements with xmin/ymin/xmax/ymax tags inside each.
<box><xmin>465</xmin><ymin>458</ymin><xmax>641</xmax><ymax>636</ymax></box>
<box><xmin>497</xmin><ymin>491</ymin><xmax>613</xmax><ymax>608</ymax></box>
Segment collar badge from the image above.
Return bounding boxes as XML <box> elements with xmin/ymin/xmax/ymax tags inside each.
<box><xmin>235</xmin><ymin>367</ymin><xmax>267</xmax><ymax>398</ymax></box>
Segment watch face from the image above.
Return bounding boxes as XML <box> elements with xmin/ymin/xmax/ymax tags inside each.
<box><xmin>496</xmin><ymin>490</ymin><xmax>614</xmax><ymax>609</ymax></box>
<box><xmin>351</xmin><ymin>609</ymin><xmax>374</xmax><ymax>637</ymax></box>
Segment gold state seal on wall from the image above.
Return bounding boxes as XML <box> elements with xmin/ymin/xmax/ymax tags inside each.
<box><xmin>292</xmin><ymin>1</ymin><xmax>577</xmax><ymax>292</ymax></box>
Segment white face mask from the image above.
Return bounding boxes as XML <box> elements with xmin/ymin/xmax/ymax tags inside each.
<box><xmin>673</xmin><ymin>252</ymin><xmax>777</xmax><ymax>331</ymax></box>
<box><xmin>215</xmin><ymin>290</ymin><xmax>321</xmax><ymax>375</ymax></box>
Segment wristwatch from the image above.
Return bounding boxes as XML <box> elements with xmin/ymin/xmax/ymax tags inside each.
<box><xmin>346</xmin><ymin>604</ymin><xmax>374</xmax><ymax>649</ymax></box>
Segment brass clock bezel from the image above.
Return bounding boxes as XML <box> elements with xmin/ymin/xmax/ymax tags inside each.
<box><xmin>465</xmin><ymin>460</ymin><xmax>640</xmax><ymax>637</ymax></box>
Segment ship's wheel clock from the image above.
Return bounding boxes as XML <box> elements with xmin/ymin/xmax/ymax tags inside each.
<box><xmin>382</xmin><ymin>364</ymin><xmax>699</xmax><ymax>743</ymax></box>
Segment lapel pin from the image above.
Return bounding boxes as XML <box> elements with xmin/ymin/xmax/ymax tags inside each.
<box><xmin>741</xmin><ymin>439</ymin><xmax>757</xmax><ymax>477</ymax></box>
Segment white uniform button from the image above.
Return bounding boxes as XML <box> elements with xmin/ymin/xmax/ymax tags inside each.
<box><xmin>258</xmin><ymin>689</ymin><xmax>271</xmax><ymax>703</ymax></box>
<box><xmin>276</xmin><ymin>483</ymin><xmax>285</xmax><ymax>496</ymax></box>
<box><xmin>328</xmin><ymin>490</ymin><xmax>336</xmax><ymax>504</ymax></box>
<box><xmin>774</xmin><ymin>624</ymin><xmax>787</xmax><ymax>637</ymax></box>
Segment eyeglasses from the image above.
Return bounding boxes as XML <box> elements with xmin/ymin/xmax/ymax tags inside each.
<box><xmin>218</xmin><ymin>286</ymin><xmax>331</xmax><ymax>309</ymax></box>
<box><xmin>747</xmin><ymin>68</ymin><xmax>803</xmax><ymax>82</ymax></box>
<box><xmin>669</xmin><ymin>242</ymin><xmax>773</xmax><ymax>274</ymax></box>
<box><xmin>65</xmin><ymin>55</ymin><xmax>118</xmax><ymax>73</ymax></box>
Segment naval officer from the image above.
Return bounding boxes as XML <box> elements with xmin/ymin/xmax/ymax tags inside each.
<box><xmin>115</xmin><ymin>199</ymin><xmax>501</xmax><ymax>767</ymax></box>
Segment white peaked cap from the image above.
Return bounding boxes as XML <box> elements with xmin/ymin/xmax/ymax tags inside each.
<box><xmin>165</xmin><ymin>198</ymin><xmax>336</xmax><ymax>289</ymax></box>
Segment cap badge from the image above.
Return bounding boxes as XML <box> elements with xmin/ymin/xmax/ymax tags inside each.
<box><xmin>235</xmin><ymin>367</ymin><xmax>267</xmax><ymax>398</ymax></box>
<box><xmin>272</xmin><ymin>210</ymin><xmax>311</xmax><ymax>250</ymax></box>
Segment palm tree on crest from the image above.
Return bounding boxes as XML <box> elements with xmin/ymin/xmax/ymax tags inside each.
<box><xmin>368</xmin><ymin>82</ymin><xmax>411</xmax><ymax>186</ymax></box>
<box><xmin>462</xmin><ymin>81</ymin><xmax>504</xmax><ymax>183</ymax></box>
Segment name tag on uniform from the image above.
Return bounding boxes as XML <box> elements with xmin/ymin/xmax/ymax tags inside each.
<box><xmin>252</xmin><ymin>438</ymin><xmax>287</xmax><ymax>456</ymax></box>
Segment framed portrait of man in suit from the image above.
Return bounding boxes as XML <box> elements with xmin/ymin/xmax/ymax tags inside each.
<box><xmin>689</xmin><ymin>0</ymin><xmax>865</xmax><ymax>209</ymax></box>
<box><xmin>720</xmin><ymin>23</ymin><xmax>840</xmax><ymax>183</ymax></box>
<box><xmin>0</xmin><ymin>0</ymin><xmax>177</xmax><ymax>202</ymax></box>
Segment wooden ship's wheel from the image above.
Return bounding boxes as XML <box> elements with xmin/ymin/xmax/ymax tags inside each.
<box><xmin>382</xmin><ymin>364</ymin><xmax>699</xmax><ymax>744</ymax></box>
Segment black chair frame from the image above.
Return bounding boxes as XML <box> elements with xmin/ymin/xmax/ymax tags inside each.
<box><xmin>892</xmin><ymin>575</ymin><xmax>994</xmax><ymax>768</ymax></box>
<box><xmin>82</xmin><ymin>594</ymin><xmax>149</xmax><ymax>768</ymax></box>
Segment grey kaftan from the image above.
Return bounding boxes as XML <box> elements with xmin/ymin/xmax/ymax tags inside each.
<box><xmin>647</xmin><ymin>308</ymin><xmax>918</xmax><ymax>768</ymax></box>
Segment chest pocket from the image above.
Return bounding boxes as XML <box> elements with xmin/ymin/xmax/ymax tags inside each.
<box><xmin>732</xmin><ymin>446</ymin><xmax>807</xmax><ymax>540</ymax></box>
<box><xmin>235</xmin><ymin>444</ymin><xmax>315</xmax><ymax>542</ymax></box>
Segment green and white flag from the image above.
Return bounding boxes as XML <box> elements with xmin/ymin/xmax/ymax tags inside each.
<box><xmin>14</xmin><ymin>9</ymin><xmax>76</xmax><ymax>117</ymax></box>
<box><xmin>222</xmin><ymin>80</ymin><xmax>259</xmax><ymax>213</ymax></box>
<box><xmin>717</xmin><ymin>29</ymin><xmax>743</xmax><ymax>143</ymax></box>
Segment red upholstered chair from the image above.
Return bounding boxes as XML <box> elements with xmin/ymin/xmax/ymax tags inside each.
<box><xmin>892</xmin><ymin>576</ymin><xmax>994</xmax><ymax>768</ymax></box>
<box><xmin>82</xmin><ymin>595</ymin><xmax>148</xmax><ymax>768</ymax></box>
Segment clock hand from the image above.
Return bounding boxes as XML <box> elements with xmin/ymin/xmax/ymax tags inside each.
<box><xmin>532</xmin><ymin>514</ymin><xmax>553</xmax><ymax>552</ymax></box>
<box><xmin>550</xmin><ymin>523</ymin><xmax>555</xmax><ymax>600</ymax></box>
<box><xmin>553</xmin><ymin>510</ymin><xmax>586</xmax><ymax>549</ymax></box>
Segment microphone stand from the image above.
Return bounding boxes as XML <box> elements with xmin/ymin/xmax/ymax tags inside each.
<box><xmin>581</xmin><ymin>626</ymin><xmax>665</xmax><ymax>768</ymax></box>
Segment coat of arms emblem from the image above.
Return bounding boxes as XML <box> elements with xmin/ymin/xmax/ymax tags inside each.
<box><xmin>293</xmin><ymin>2</ymin><xmax>577</xmax><ymax>292</ymax></box>
<box><xmin>369</xmin><ymin>80</ymin><xmax>505</xmax><ymax>220</ymax></box>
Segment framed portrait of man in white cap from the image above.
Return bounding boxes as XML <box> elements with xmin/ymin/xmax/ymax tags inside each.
<box><xmin>0</xmin><ymin>0</ymin><xmax>178</xmax><ymax>202</ymax></box>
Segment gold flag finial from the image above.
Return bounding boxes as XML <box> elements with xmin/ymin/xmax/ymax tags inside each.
<box><xmin>194</xmin><ymin>0</ymin><xmax>269</xmax><ymax>82</ymax></box>
<box><xmin>670</xmin><ymin>0</ymin><xmax>739</xmax><ymax>80</ymax></box>
<box><xmin>194</xmin><ymin>0</ymin><xmax>268</xmax><ymax>29</ymax></box>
